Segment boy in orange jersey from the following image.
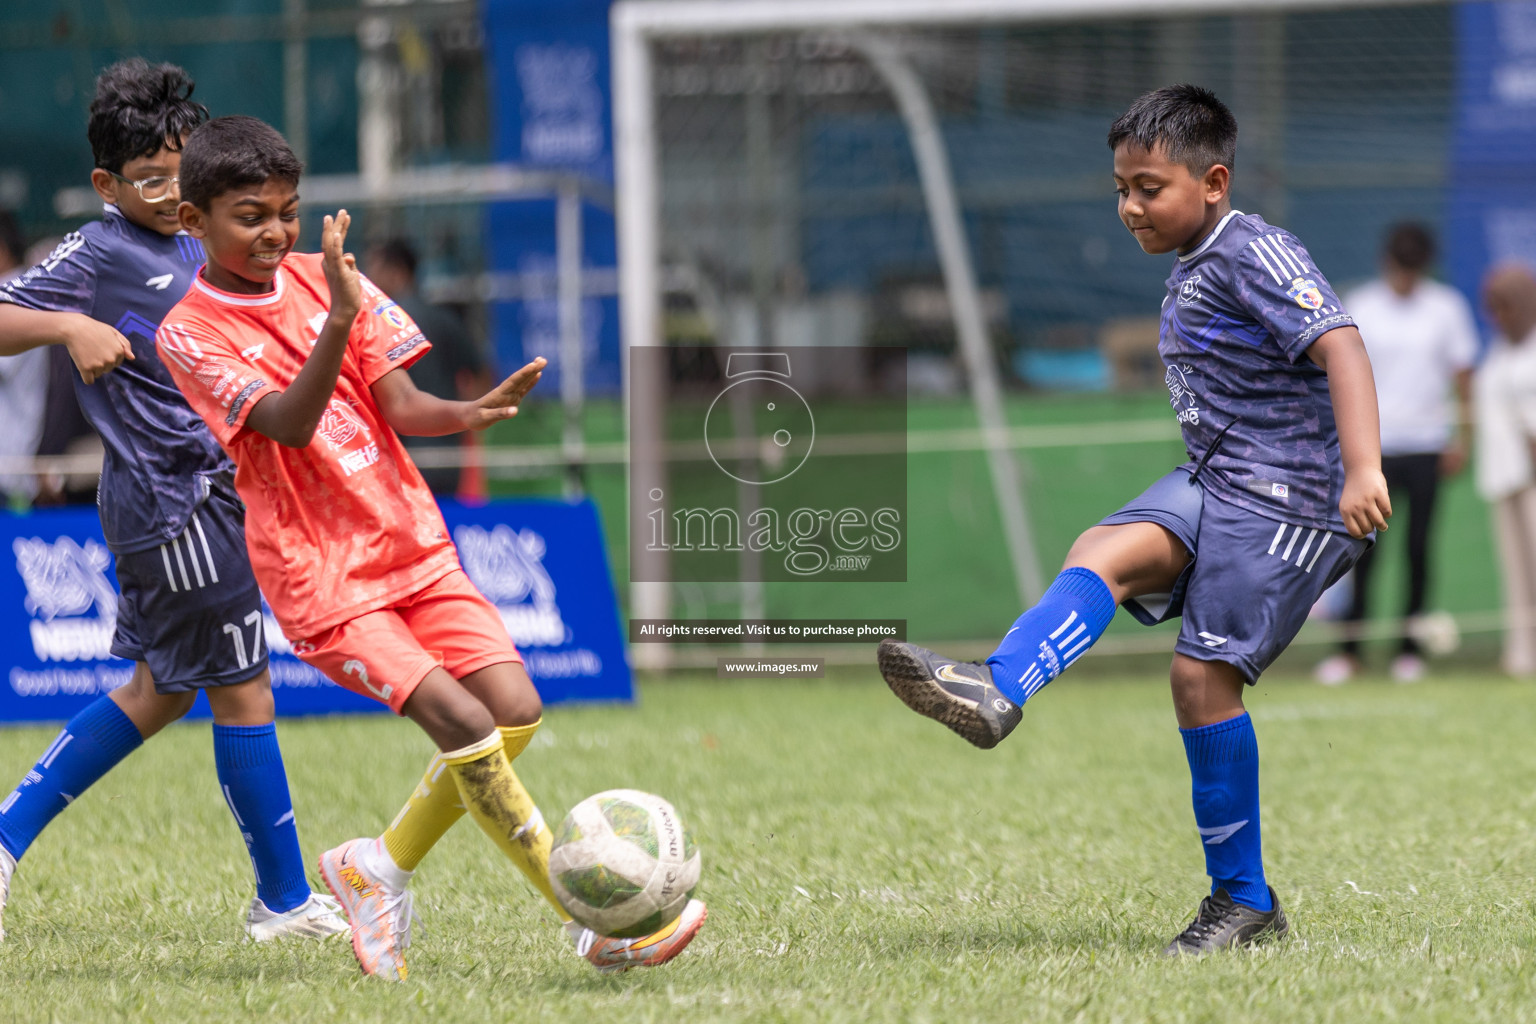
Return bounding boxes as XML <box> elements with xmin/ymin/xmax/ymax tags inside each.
<box><xmin>157</xmin><ymin>115</ymin><xmax>706</xmax><ymax>981</ymax></box>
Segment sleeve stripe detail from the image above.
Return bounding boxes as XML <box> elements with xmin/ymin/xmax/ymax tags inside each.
<box><xmin>157</xmin><ymin>323</ymin><xmax>203</xmax><ymax>374</ymax></box>
<box><xmin>1255</xmin><ymin>235</ymin><xmax>1302</xmax><ymax>279</ymax></box>
<box><xmin>226</xmin><ymin>379</ymin><xmax>266</xmax><ymax>426</ymax></box>
<box><xmin>1253</xmin><ymin>236</ymin><xmax>1284</xmax><ymax>276</ymax></box>
<box><xmin>40</xmin><ymin>235</ymin><xmax>86</xmax><ymax>272</ymax></box>
<box><xmin>385</xmin><ymin>333</ymin><xmax>426</xmax><ymax>362</ymax></box>
<box><xmin>1270</xmin><ymin>234</ymin><xmax>1310</xmax><ymax>273</ymax></box>
<box><xmin>1247</xmin><ymin>240</ymin><xmax>1285</xmax><ymax>285</ymax></box>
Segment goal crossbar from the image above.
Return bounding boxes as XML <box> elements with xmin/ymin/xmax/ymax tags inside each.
<box><xmin>613</xmin><ymin>0</ymin><xmax>1442</xmax><ymax>37</ymax></box>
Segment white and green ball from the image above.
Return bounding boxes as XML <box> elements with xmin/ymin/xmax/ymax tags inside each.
<box><xmin>548</xmin><ymin>789</ymin><xmax>701</xmax><ymax>938</ymax></box>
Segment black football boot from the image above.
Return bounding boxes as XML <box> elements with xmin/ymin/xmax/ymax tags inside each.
<box><xmin>1162</xmin><ymin>887</ymin><xmax>1288</xmax><ymax>956</ymax></box>
<box><xmin>876</xmin><ymin>640</ymin><xmax>1022</xmax><ymax>749</ymax></box>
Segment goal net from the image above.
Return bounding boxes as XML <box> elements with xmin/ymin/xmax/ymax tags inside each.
<box><xmin>617</xmin><ymin>0</ymin><xmax>1466</xmax><ymax>657</ymax></box>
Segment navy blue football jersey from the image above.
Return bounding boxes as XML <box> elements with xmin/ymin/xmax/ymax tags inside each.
<box><xmin>1159</xmin><ymin>210</ymin><xmax>1356</xmax><ymax>533</ymax></box>
<box><xmin>0</xmin><ymin>205</ymin><xmax>230</xmax><ymax>553</ymax></box>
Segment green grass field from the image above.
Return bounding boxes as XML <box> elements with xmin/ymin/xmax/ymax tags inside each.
<box><xmin>4</xmin><ymin>672</ymin><xmax>1536</xmax><ymax>1022</ymax></box>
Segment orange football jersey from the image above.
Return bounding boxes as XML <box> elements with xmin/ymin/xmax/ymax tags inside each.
<box><xmin>157</xmin><ymin>252</ymin><xmax>461</xmax><ymax>639</ymax></box>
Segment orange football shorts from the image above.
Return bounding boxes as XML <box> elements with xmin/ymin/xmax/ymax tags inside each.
<box><xmin>290</xmin><ymin>569</ymin><xmax>522</xmax><ymax>715</ymax></box>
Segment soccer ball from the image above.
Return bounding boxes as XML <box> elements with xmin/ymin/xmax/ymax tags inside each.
<box><xmin>548</xmin><ymin>789</ymin><xmax>701</xmax><ymax>938</ymax></box>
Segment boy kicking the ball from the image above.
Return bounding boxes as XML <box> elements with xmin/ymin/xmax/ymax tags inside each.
<box><xmin>158</xmin><ymin>115</ymin><xmax>705</xmax><ymax>981</ymax></box>
<box><xmin>879</xmin><ymin>85</ymin><xmax>1391</xmax><ymax>955</ymax></box>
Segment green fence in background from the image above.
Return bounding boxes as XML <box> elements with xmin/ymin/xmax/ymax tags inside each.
<box><xmin>483</xmin><ymin>391</ymin><xmax>1502</xmax><ymax>669</ymax></box>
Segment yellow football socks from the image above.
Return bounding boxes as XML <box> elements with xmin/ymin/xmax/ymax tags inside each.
<box><xmin>497</xmin><ymin>721</ymin><xmax>540</xmax><ymax>760</ymax></box>
<box><xmin>381</xmin><ymin>750</ymin><xmax>464</xmax><ymax>872</ymax></box>
<box><xmin>382</xmin><ymin>720</ymin><xmax>545</xmax><ymax>873</ymax></box>
<box><xmin>439</xmin><ymin>729</ymin><xmax>570</xmax><ymax>921</ymax></box>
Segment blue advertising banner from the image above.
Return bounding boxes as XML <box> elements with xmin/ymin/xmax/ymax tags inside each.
<box><xmin>1447</xmin><ymin>1</ymin><xmax>1536</xmax><ymax>316</ymax></box>
<box><xmin>483</xmin><ymin>0</ymin><xmax>622</xmax><ymax>395</ymax></box>
<box><xmin>0</xmin><ymin>498</ymin><xmax>630</xmax><ymax>724</ymax></box>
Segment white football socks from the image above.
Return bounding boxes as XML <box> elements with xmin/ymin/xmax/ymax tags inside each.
<box><xmin>360</xmin><ymin>836</ymin><xmax>412</xmax><ymax>892</ymax></box>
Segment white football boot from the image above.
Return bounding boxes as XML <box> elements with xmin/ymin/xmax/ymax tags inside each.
<box><xmin>0</xmin><ymin>844</ymin><xmax>14</xmax><ymax>941</ymax></box>
<box><xmin>245</xmin><ymin>891</ymin><xmax>350</xmax><ymax>942</ymax></box>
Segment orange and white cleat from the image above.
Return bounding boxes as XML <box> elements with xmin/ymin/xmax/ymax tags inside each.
<box><xmin>569</xmin><ymin>899</ymin><xmax>708</xmax><ymax>974</ymax></box>
<box><xmin>318</xmin><ymin>838</ymin><xmax>419</xmax><ymax>981</ymax></box>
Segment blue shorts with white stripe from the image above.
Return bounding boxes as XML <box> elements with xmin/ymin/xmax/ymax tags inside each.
<box><xmin>110</xmin><ymin>483</ymin><xmax>269</xmax><ymax>693</ymax></box>
<box><xmin>1100</xmin><ymin>468</ymin><xmax>1370</xmax><ymax>683</ymax></box>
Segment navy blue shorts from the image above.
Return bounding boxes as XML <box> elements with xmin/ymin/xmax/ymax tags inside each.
<box><xmin>1100</xmin><ymin>468</ymin><xmax>1369</xmax><ymax>683</ymax></box>
<box><xmin>110</xmin><ymin>485</ymin><xmax>269</xmax><ymax>693</ymax></box>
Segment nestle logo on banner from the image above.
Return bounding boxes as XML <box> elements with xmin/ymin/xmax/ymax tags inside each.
<box><xmin>455</xmin><ymin>524</ymin><xmax>564</xmax><ymax>643</ymax></box>
<box><xmin>454</xmin><ymin>523</ymin><xmax>602</xmax><ymax>681</ymax></box>
<box><xmin>13</xmin><ymin>537</ymin><xmax>117</xmax><ymax>662</ymax></box>
<box><xmin>448</xmin><ymin>525</ymin><xmax>605</xmax><ymax>684</ymax></box>
<box><xmin>515</xmin><ymin>44</ymin><xmax>604</xmax><ymax>164</ymax></box>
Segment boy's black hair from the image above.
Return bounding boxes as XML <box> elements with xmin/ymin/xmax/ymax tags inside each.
<box><xmin>1384</xmin><ymin>222</ymin><xmax>1435</xmax><ymax>272</ymax></box>
<box><xmin>87</xmin><ymin>58</ymin><xmax>209</xmax><ymax>173</ymax></box>
<box><xmin>370</xmin><ymin>237</ymin><xmax>419</xmax><ymax>278</ymax></box>
<box><xmin>179</xmin><ymin>116</ymin><xmax>303</xmax><ymax>210</ymax></box>
<box><xmin>1107</xmin><ymin>84</ymin><xmax>1238</xmax><ymax>177</ymax></box>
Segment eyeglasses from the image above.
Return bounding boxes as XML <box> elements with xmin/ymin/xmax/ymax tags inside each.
<box><xmin>105</xmin><ymin>171</ymin><xmax>179</xmax><ymax>204</ymax></box>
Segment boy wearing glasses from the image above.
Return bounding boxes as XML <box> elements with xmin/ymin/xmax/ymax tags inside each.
<box><xmin>0</xmin><ymin>59</ymin><xmax>345</xmax><ymax>942</ymax></box>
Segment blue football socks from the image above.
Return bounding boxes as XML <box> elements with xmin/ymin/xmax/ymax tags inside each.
<box><xmin>0</xmin><ymin>695</ymin><xmax>143</xmax><ymax>862</ymax></box>
<box><xmin>212</xmin><ymin>723</ymin><xmax>311</xmax><ymax>914</ymax></box>
<box><xmin>986</xmin><ymin>567</ymin><xmax>1117</xmax><ymax>706</ymax></box>
<box><xmin>1181</xmin><ymin>712</ymin><xmax>1271</xmax><ymax>911</ymax></box>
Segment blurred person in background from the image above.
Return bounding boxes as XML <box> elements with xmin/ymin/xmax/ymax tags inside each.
<box><xmin>1316</xmin><ymin>224</ymin><xmax>1479</xmax><ymax>685</ymax></box>
<box><xmin>0</xmin><ymin>213</ymin><xmax>50</xmax><ymax>509</ymax></box>
<box><xmin>364</xmin><ymin>238</ymin><xmax>489</xmax><ymax>496</ymax></box>
<box><xmin>1475</xmin><ymin>263</ymin><xmax>1536</xmax><ymax>676</ymax></box>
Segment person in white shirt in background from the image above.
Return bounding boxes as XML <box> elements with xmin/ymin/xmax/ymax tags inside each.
<box><xmin>0</xmin><ymin>212</ymin><xmax>49</xmax><ymax>510</ymax></box>
<box><xmin>1473</xmin><ymin>263</ymin><xmax>1536</xmax><ymax>677</ymax></box>
<box><xmin>1315</xmin><ymin>224</ymin><xmax>1478</xmax><ymax>685</ymax></box>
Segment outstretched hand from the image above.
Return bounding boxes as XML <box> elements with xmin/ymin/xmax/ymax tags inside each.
<box><xmin>463</xmin><ymin>358</ymin><xmax>547</xmax><ymax>430</ymax></box>
<box><xmin>320</xmin><ymin>210</ymin><xmax>361</xmax><ymax>325</ymax></box>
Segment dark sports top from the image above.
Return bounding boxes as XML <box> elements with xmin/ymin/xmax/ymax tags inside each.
<box><xmin>0</xmin><ymin>205</ymin><xmax>231</xmax><ymax>552</ymax></box>
<box><xmin>1159</xmin><ymin>210</ymin><xmax>1356</xmax><ymax>532</ymax></box>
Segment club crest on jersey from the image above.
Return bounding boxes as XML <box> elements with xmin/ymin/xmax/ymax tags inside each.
<box><xmin>1287</xmin><ymin>277</ymin><xmax>1324</xmax><ymax>310</ymax></box>
<box><xmin>372</xmin><ymin>296</ymin><xmax>411</xmax><ymax>330</ymax></box>
<box><xmin>1178</xmin><ymin>274</ymin><xmax>1203</xmax><ymax>307</ymax></box>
